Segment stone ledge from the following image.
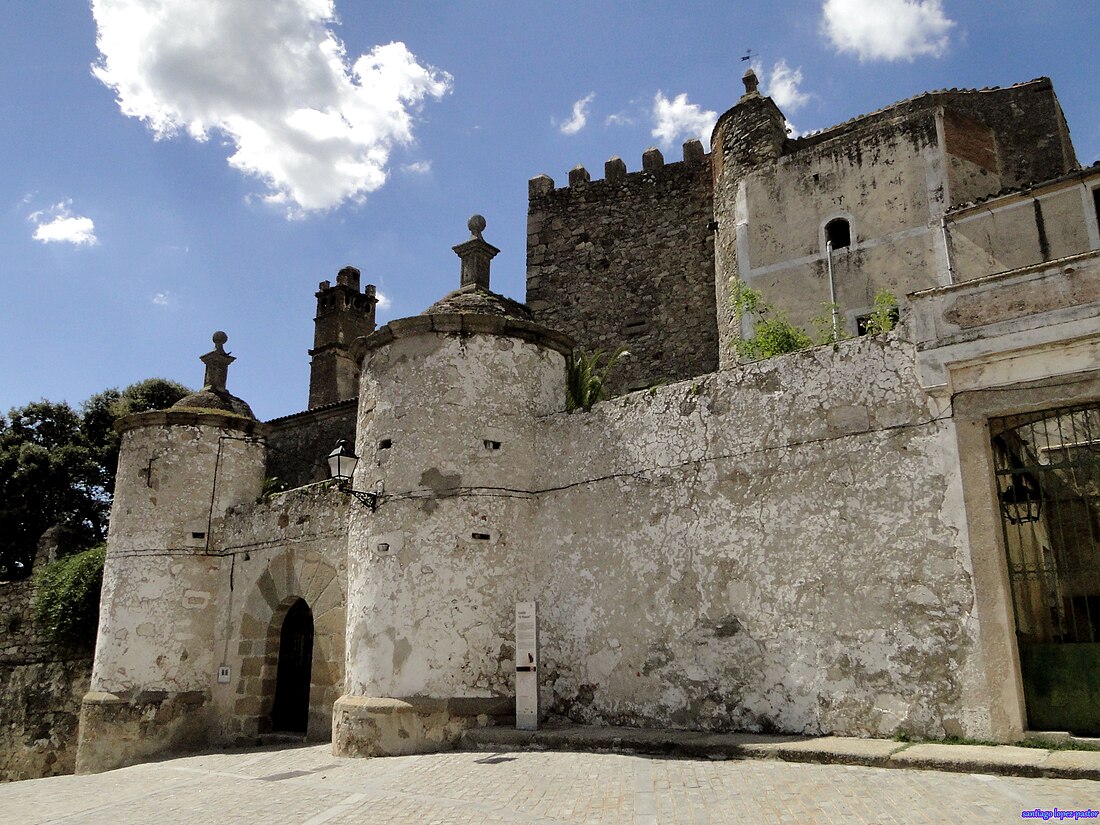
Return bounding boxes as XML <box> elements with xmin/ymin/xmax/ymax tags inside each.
<box><xmin>76</xmin><ymin>688</ymin><xmax>212</xmax><ymax>775</ymax></box>
<box><xmin>333</xmin><ymin>695</ymin><xmax>512</xmax><ymax>758</ymax></box>
<box><xmin>115</xmin><ymin>409</ymin><xmax>269</xmax><ymax>437</ymax></box>
<box><xmin>458</xmin><ymin>724</ymin><xmax>1100</xmax><ymax>781</ymax></box>
<box><xmin>352</xmin><ymin>315</ymin><xmax>575</xmax><ymax>361</ymax></box>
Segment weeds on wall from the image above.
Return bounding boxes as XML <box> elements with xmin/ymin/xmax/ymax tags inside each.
<box><xmin>728</xmin><ymin>279</ymin><xmax>813</xmax><ymax>360</ymax></box>
<box><xmin>566</xmin><ymin>347</ymin><xmax>629</xmax><ymax>412</ymax></box>
<box><xmin>863</xmin><ymin>289</ymin><xmax>899</xmax><ymax>335</ymax></box>
<box><xmin>729</xmin><ymin>278</ymin><xmax>900</xmax><ymax>361</ymax></box>
<box><xmin>33</xmin><ymin>544</ymin><xmax>105</xmax><ymax>646</ymax></box>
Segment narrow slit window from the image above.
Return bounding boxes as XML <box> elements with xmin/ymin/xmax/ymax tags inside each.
<box><xmin>471</xmin><ymin>532</ymin><xmax>491</xmax><ymax>541</ymax></box>
<box><xmin>484</xmin><ymin>440</ymin><xmax>501</xmax><ymax>450</ymax></box>
<box><xmin>825</xmin><ymin>218</ymin><xmax>851</xmax><ymax>250</ymax></box>
<box><xmin>378</xmin><ymin>438</ymin><xmax>392</xmax><ymax>450</ymax></box>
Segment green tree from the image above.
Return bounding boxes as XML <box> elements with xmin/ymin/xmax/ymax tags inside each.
<box><xmin>0</xmin><ymin>378</ymin><xmax>190</xmax><ymax>579</ymax></box>
<box><xmin>34</xmin><ymin>544</ymin><xmax>107</xmax><ymax>646</ymax></box>
<box><xmin>0</xmin><ymin>401</ymin><xmax>102</xmax><ymax>579</ymax></box>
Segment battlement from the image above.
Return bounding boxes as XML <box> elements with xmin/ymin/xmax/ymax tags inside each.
<box><xmin>526</xmin><ymin>139</ymin><xmax>717</xmax><ymax>394</ymax></box>
<box><xmin>529</xmin><ymin>139</ymin><xmax>708</xmax><ymax>198</ymax></box>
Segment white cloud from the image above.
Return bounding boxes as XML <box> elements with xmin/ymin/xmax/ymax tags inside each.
<box><xmin>557</xmin><ymin>93</ymin><xmax>595</xmax><ymax>136</ymax></box>
<box><xmin>152</xmin><ymin>291</ymin><xmax>173</xmax><ymax>306</ymax></box>
<box><xmin>762</xmin><ymin>61</ymin><xmax>810</xmax><ymax>112</ymax></box>
<box><xmin>821</xmin><ymin>0</ymin><xmax>955</xmax><ymax>62</ymax></box>
<box><xmin>375</xmin><ymin>290</ymin><xmax>392</xmax><ymax>310</ymax></box>
<box><xmin>28</xmin><ymin>200</ymin><xmax>98</xmax><ymax>246</ymax></box>
<box><xmin>401</xmin><ymin>160</ymin><xmax>431</xmax><ymax>175</ymax></box>
<box><xmin>605</xmin><ymin>112</ymin><xmax>634</xmax><ymax>127</ymax></box>
<box><xmin>651</xmin><ymin>92</ymin><xmax>717</xmax><ymax>148</ymax></box>
<box><xmin>90</xmin><ymin>0</ymin><xmax>452</xmax><ymax>214</ymax></box>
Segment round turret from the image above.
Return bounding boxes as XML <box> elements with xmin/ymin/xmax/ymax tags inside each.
<box><xmin>711</xmin><ymin>73</ymin><xmax>791</xmax><ymax>368</ymax></box>
<box><xmin>334</xmin><ymin>218</ymin><xmax>573</xmax><ymax>757</ymax></box>
<box><xmin>77</xmin><ymin>332</ymin><xmax>266</xmax><ymax>773</ymax></box>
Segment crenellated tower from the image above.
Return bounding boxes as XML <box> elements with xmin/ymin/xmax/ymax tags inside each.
<box><xmin>309</xmin><ymin>266</ymin><xmax>378</xmax><ymax>409</ymax></box>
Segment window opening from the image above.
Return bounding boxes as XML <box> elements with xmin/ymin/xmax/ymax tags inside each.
<box><xmin>825</xmin><ymin>218</ymin><xmax>851</xmax><ymax>250</ymax></box>
<box><xmin>856</xmin><ymin>308</ymin><xmax>899</xmax><ymax>335</ymax></box>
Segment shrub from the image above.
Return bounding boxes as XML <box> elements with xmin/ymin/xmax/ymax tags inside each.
<box><xmin>33</xmin><ymin>544</ymin><xmax>106</xmax><ymax>646</ymax></box>
<box><xmin>729</xmin><ymin>279</ymin><xmax>813</xmax><ymax>360</ymax></box>
<box><xmin>863</xmin><ymin>290</ymin><xmax>899</xmax><ymax>335</ymax></box>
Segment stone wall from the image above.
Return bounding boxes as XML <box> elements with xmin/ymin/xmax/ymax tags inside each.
<box><xmin>528</xmin><ymin>334</ymin><xmax>986</xmax><ymax>739</ymax></box>
<box><xmin>946</xmin><ymin>173</ymin><xmax>1100</xmax><ymax>282</ymax></box>
<box><xmin>526</xmin><ymin>141</ymin><xmax>718</xmax><ymax>394</ymax></box>
<box><xmin>710</xmin><ymin>77</ymin><xmax>1079</xmax><ymax>363</ymax></box>
<box><xmin>0</xmin><ymin>575</ymin><xmax>92</xmax><ymax>782</ymax></box>
<box><xmin>211</xmin><ymin>483</ymin><xmax>349</xmax><ymax>745</ymax></box>
<box><xmin>266</xmin><ymin>399</ymin><xmax>358</xmax><ymax>489</ymax></box>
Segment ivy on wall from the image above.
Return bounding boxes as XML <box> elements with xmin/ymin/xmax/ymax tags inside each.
<box><xmin>33</xmin><ymin>545</ymin><xmax>106</xmax><ymax>646</ymax></box>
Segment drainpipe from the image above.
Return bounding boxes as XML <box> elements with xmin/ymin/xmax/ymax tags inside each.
<box><xmin>941</xmin><ymin>215</ymin><xmax>955</xmax><ymax>284</ymax></box>
<box><xmin>826</xmin><ymin>240</ymin><xmax>840</xmax><ymax>341</ymax></box>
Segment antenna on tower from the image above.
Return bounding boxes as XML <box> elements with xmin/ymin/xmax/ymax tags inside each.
<box><xmin>741</xmin><ymin>48</ymin><xmax>755</xmax><ymax>62</ymax></box>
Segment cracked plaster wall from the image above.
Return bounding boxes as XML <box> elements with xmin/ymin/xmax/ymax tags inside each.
<box><xmin>79</xmin><ymin>418</ymin><xmax>266</xmax><ymax>772</ymax></box>
<box><xmin>345</xmin><ymin>331</ymin><xmax>563</xmax><ymax>703</ymax></box>
<box><xmin>529</xmin><ymin>334</ymin><xmax>987</xmax><ymax>738</ymax></box>
<box><xmin>339</xmin><ymin>326</ymin><xmax>992</xmax><ymax>742</ymax></box>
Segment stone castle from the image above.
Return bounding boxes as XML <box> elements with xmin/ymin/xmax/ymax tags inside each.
<box><xmin>63</xmin><ymin>72</ymin><xmax>1100</xmax><ymax>772</ymax></box>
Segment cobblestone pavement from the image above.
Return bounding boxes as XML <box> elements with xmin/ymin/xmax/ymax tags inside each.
<box><xmin>2</xmin><ymin>744</ymin><xmax>1099</xmax><ymax>824</ymax></box>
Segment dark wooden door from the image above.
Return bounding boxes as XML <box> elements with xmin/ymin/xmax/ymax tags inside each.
<box><xmin>271</xmin><ymin>599</ymin><xmax>314</xmax><ymax>733</ymax></box>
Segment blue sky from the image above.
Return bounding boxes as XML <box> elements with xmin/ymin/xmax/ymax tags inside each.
<box><xmin>3</xmin><ymin>1</ymin><xmax>1099</xmax><ymax>421</ymax></box>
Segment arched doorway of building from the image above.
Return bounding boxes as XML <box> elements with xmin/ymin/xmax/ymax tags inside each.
<box><xmin>271</xmin><ymin>598</ymin><xmax>314</xmax><ymax>733</ymax></box>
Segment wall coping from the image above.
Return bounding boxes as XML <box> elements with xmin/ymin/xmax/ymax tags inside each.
<box><xmin>115</xmin><ymin>409</ymin><xmax>270</xmax><ymax>437</ymax></box>
<box><xmin>352</xmin><ymin>313</ymin><xmax>575</xmax><ymax>362</ymax></box>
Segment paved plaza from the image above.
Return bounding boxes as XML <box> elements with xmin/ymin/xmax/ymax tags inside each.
<box><xmin>2</xmin><ymin>742</ymin><xmax>1099</xmax><ymax>824</ymax></box>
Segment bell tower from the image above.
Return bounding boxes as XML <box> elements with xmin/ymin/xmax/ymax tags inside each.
<box><xmin>308</xmin><ymin>266</ymin><xmax>378</xmax><ymax>409</ymax></box>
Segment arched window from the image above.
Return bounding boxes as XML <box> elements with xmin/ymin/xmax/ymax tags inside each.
<box><xmin>825</xmin><ymin>218</ymin><xmax>851</xmax><ymax>250</ymax></box>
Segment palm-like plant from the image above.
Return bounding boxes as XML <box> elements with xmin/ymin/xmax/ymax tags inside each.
<box><xmin>565</xmin><ymin>347</ymin><xmax>629</xmax><ymax>412</ymax></box>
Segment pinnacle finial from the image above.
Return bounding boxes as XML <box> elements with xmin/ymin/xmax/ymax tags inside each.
<box><xmin>200</xmin><ymin>331</ymin><xmax>235</xmax><ymax>392</ymax></box>
<box><xmin>453</xmin><ymin>213</ymin><xmax>500</xmax><ymax>290</ymax></box>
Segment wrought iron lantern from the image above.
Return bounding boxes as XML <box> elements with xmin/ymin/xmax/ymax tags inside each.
<box><xmin>999</xmin><ymin>473</ymin><xmax>1043</xmax><ymax>524</ymax></box>
<box><xmin>327</xmin><ymin>439</ymin><xmax>381</xmax><ymax>511</ymax></box>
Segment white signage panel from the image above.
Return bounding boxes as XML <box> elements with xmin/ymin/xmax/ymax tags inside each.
<box><xmin>515</xmin><ymin>601</ymin><xmax>538</xmax><ymax>730</ymax></box>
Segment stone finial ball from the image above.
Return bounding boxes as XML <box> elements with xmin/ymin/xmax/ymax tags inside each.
<box><xmin>212</xmin><ymin>331</ymin><xmax>228</xmax><ymax>346</ymax></box>
<box><xmin>468</xmin><ymin>214</ymin><xmax>487</xmax><ymax>235</ymax></box>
